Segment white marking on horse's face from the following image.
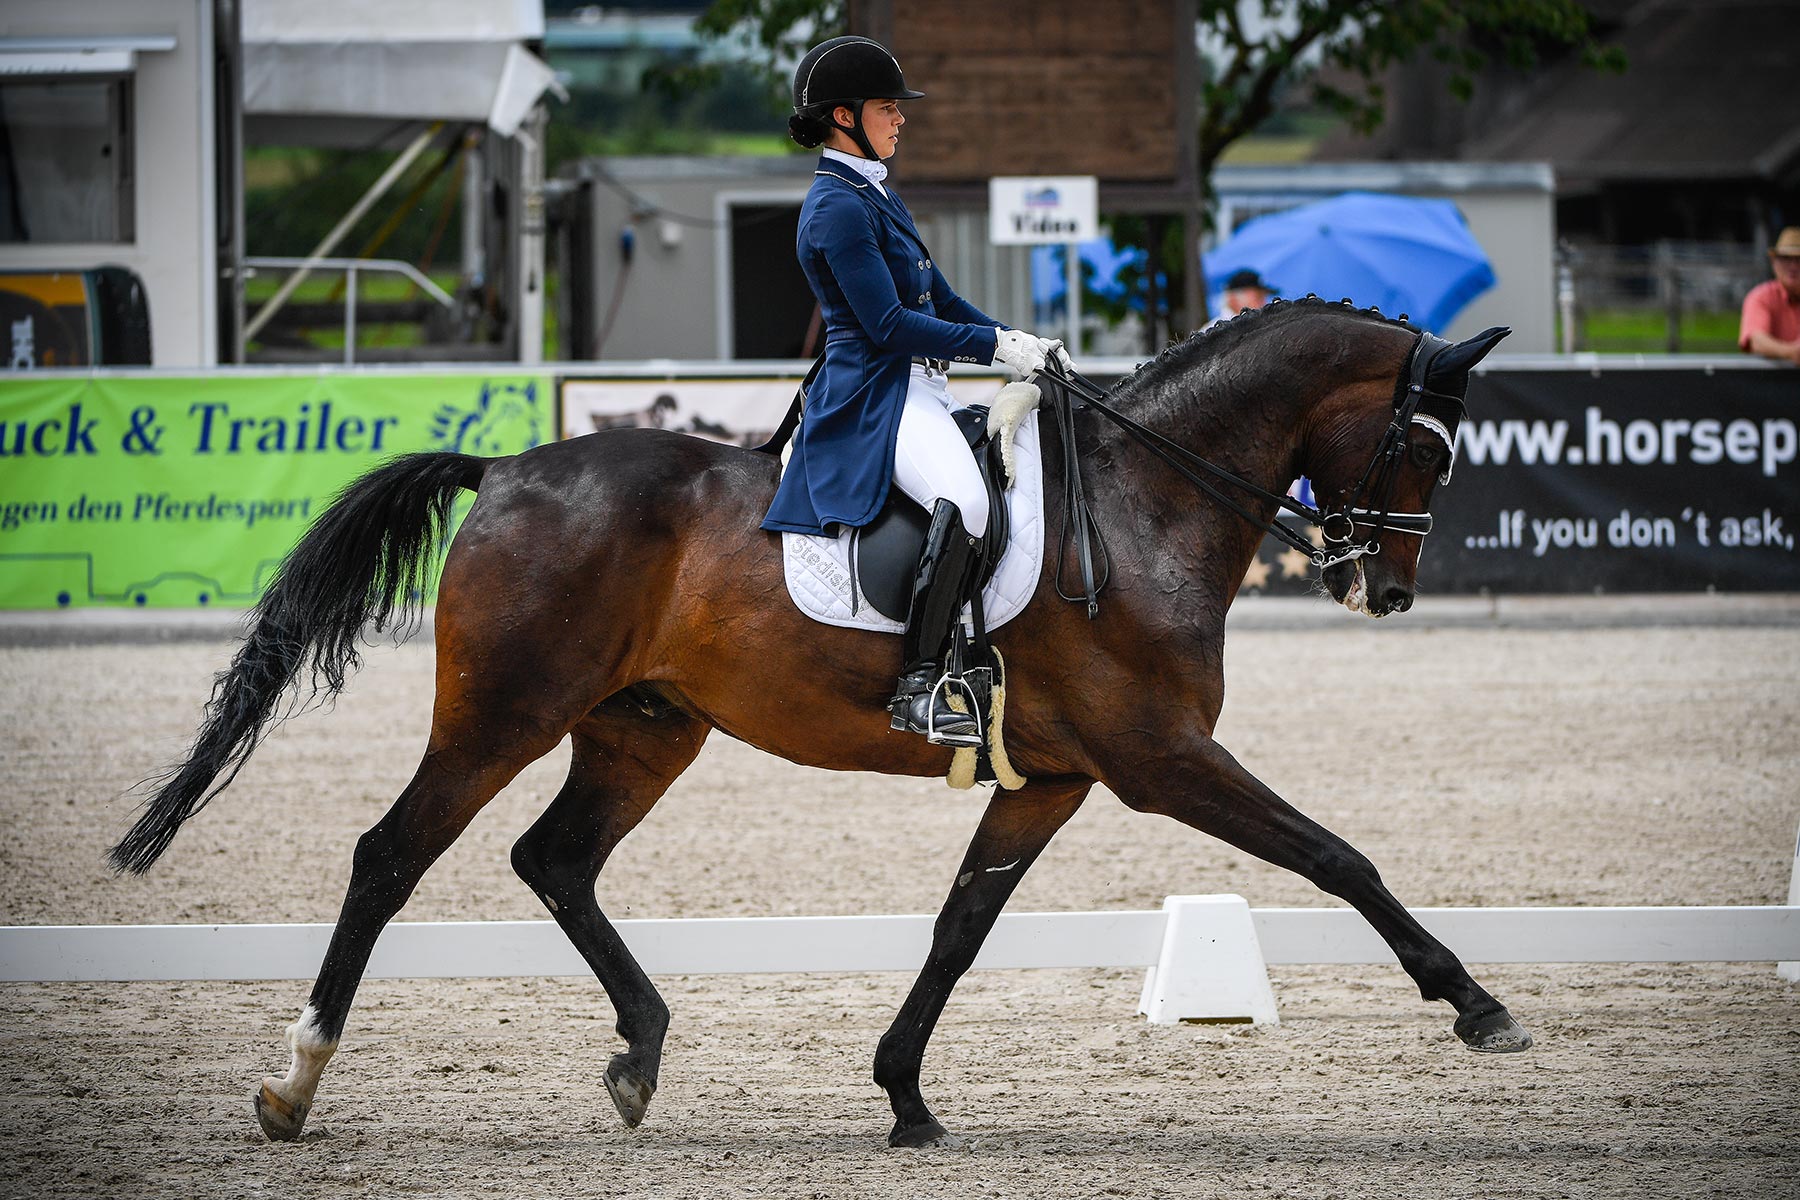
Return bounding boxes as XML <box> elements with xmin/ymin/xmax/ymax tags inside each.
<box><xmin>263</xmin><ymin>1003</ymin><xmax>339</xmax><ymax>1109</ymax></box>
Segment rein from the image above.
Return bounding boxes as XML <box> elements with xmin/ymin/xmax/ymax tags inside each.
<box><xmin>1035</xmin><ymin>330</ymin><xmax>1464</xmax><ymax>618</ymax></box>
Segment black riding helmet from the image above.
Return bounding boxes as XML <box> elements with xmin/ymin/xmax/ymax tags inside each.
<box><xmin>792</xmin><ymin>36</ymin><xmax>924</xmax><ymax>161</ymax></box>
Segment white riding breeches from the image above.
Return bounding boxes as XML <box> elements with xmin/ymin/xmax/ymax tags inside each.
<box><xmin>891</xmin><ymin>363</ymin><xmax>989</xmax><ymax>538</ymax></box>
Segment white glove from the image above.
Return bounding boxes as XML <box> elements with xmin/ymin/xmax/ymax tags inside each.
<box><xmin>992</xmin><ymin>327</ymin><xmax>1064</xmax><ymax>378</ymax></box>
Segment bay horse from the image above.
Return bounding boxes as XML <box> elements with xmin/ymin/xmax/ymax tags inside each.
<box><xmin>110</xmin><ymin>298</ymin><xmax>1528</xmax><ymax>1149</ymax></box>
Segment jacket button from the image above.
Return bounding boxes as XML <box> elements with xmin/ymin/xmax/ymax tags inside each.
<box><xmin>918</xmin><ymin>293</ymin><xmax>929</xmax><ymax>304</ymax></box>
<box><xmin>916</xmin><ymin>259</ymin><xmax>925</xmax><ymax>269</ymax></box>
<box><xmin>925</xmin><ymin>259</ymin><xmax>932</xmax><ymax>269</ymax></box>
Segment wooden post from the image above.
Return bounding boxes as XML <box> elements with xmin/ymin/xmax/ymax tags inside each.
<box><xmin>1659</xmin><ymin>241</ymin><xmax>1681</xmax><ymax>353</ymax></box>
<box><xmin>1183</xmin><ymin>206</ymin><xmax>1205</xmax><ymax>335</ymax></box>
<box><xmin>1145</xmin><ymin>214</ymin><xmax>1163</xmax><ymax>353</ymax></box>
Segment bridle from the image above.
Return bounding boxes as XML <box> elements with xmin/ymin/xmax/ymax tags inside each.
<box><xmin>1036</xmin><ymin>329</ymin><xmax>1467</xmax><ymax>618</ymax></box>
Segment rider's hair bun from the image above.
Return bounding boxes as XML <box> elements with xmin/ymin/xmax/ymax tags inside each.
<box><xmin>788</xmin><ymin>112</ymin><xmax>830</xmax><ymax>149</ymax></box>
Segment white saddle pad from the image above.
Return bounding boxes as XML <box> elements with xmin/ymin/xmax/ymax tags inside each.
<box><xmin>781</xmin><ymin>410</ymin><xmax>1044</xmax><ymax>634</ymax></box>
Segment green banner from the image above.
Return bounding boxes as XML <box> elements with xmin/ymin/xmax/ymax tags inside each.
<box><xmin>0</xmin><ymin>372</ymin><xmax>552</xmax><ymax>608</ymax></box>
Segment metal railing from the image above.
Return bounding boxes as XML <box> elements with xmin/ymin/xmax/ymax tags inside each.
<box><xmin>243</xmin><ymin>257</ymin><xmax>457</xmax><ymax>365</ymax></box>
<box><xmin>1560</xmin><ymin>240</ymin><xmax>1766</xmax><ymax>353</ymax></box>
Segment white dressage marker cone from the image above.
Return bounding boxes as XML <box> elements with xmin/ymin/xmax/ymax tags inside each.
<box><xmin>1138</xmin><ymin>894</ymin><xmax>1279</xmax><ymax>1025</ymax></box>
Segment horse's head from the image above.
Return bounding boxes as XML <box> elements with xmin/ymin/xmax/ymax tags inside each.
<box><xmin>1308</xmin><ymin>324</ymin><xmax>1510</xmax><ymax>617</ymax></box>
<box><xmin>1070</xmin><ymin>304</ymin><xmax>1510</xmax><ymax>620</ymax></box>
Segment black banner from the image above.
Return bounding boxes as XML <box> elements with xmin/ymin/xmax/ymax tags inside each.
<box><xmin>1430</xmin><ymin>367</ymin><xmax>1798</xmax><ymax>592</ymax></box>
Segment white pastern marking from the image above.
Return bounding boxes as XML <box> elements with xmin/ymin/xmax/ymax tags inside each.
<box><xmin>266</xmin><ymin>1003</ymin><xmax>338</xmax><ymax>1107</ymax></box>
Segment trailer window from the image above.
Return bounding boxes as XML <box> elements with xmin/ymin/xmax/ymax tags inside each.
<box><xmin>0</xmin><ymin>78</ymin><xmax>135</xmax><ymax>244</ymax></box>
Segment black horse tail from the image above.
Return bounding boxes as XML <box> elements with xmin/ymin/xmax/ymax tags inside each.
<box><xmin>108</xmin><ymin>451</ymin><xmax>489</xmax><ymax>875</ymax></box>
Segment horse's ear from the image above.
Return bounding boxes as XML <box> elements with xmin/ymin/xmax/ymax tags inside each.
<box><xmin>1426</xmin><ymin>326</ymin><xmax>1510</xmax><ymax>396</ymax></box>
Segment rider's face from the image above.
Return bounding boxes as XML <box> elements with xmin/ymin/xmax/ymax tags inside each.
<box><xmin>835</xmin><ymin>100</ymin><xmax>905</xmax><ymax>160</ymax></box>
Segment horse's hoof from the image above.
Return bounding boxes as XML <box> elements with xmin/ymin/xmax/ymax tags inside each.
<box><xmin>254</xmin><ymin>1079</ymin><xmax>310</xmax><ymax>1142</ymax></box>
<box><xmin>603</xmin><ymin>1058</ymin><xmax>655</xmax><ymax>1129</ymax></box>
<box><xmin>888</xmin><ymin>1117</ymin><xmax>960</xmax><ymax>1149</ymax></box>
<box><xmin>1455</xmin><ymin>1006</ymin><xmax>1533</xmax><ymax>1053</ymax></box>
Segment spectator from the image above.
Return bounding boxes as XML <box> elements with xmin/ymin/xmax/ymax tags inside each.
<box><xmin>1739</xmin><ymin>227</ymin><xmax>1800</xmax><ymax>365</ymax></box>
<box><xmin>1203</xmin><ymin>268</ymin><xmax>1278</xmax><ymax>331</ymax></box>
<box><xmin>1220</xmin><ymin>268</ymin><xmax>1277</xmax><ymax>319</ymax></box>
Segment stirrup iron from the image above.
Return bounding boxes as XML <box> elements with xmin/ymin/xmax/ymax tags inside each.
<box><xmin>888</xmin><ymin>668</ymin><xmax>981</xmax><ymax>748</ymax></box>
<box><xmin>924</xmin><ymin>670</ymin><xmax>982</xmax><ymax>748</ymax></box>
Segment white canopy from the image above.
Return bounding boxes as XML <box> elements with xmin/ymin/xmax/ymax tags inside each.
<box><xmin>241</xmin><ymin>0</ymin><xmax>560</xmax><ymax>136</ymax></box>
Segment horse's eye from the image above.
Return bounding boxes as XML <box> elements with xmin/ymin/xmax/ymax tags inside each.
<box><xmin>1410</xmin><ymin>442</ymin><xmax>1443</xmax><ymax>471</ymax></box>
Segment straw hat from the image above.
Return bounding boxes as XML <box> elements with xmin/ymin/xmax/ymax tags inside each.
<box><xmin>1772</xmin><ymin>227</ymin><xmax>1800</xmax><ymax>258</ymax></box>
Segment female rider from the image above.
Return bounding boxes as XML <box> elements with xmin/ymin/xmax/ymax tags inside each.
<box><xmin>761</xmin><ymin>35</ymin><xmax>1069</xmax><ymax>748</ymax></box>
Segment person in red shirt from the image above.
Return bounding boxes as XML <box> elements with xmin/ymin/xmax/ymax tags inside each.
<box><xmin>1739</xmin><ymin>227</ymin><xmax>1800</xmax><ymax>365</ymax></box>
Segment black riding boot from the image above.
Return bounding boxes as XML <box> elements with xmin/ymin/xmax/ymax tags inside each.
<box><xmin>887</xmin><ymin>499</ymin><xmax>983</xmax><ymax>748</ymax></box>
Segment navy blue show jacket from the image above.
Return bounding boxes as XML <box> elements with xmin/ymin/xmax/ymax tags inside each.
<box><xmin>761</xmin><ymin>157</ymin><xmax>1004</xmax><ymax>536</ymax></box>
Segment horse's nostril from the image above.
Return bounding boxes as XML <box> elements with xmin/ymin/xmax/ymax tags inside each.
<box><xmin>1384</xmin><ymin>587</ymin><xmax>1413</xmax><ymax>613</ymax></box>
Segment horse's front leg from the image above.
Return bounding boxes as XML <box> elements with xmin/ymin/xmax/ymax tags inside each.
<box><xmin>1103</xmin><ymin>735</ymin><xmax>1531</xmax><ymax>1052</ymax></box>
<box><xmin>874</xmin><ymin>776</ymin><xmax>1092</xmax><ymax>1147</ymax></box>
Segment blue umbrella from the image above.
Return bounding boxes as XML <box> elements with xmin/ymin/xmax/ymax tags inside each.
<box><xmin>1203</xmin><ymin>192</ymin><xmax>1496</xmax><ymax>332</ymax></box>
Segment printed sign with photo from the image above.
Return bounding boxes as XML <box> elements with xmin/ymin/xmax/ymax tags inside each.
<box><xmin>560</xmin><ymin>375</ymin><xmax>1012</xmax><ymax>448</ymax></box>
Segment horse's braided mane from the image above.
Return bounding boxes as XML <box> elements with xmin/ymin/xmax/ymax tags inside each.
<box><xmin>1112</xmin><ymin>294</ymin><xmax>1423</xmax><ymax>406</ymax></box>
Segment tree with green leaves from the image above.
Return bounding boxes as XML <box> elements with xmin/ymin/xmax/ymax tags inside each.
<box><xmin>691</xmin><ymin>0</ymin><xmax>846</xmax><ymax>71</ymax></box>
<box><xmin>1198</xmin><ymin>1</ymin><xmax>1622</xmax><ymax>180</ymax></box>
<box><xmin>682</xmin><ymin>0</ymin><xmax>1622</xmax><ymax>336</ymax></box>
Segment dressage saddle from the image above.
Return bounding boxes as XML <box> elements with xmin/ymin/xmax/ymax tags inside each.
<box><xmin>755</xmin><ymin>365</ymin><xmax>1014</xmax><ymax>623</ymax></box>
<box><xmin>850</xmin><ymin>407</ymin><xmax>1012</xmax><ymax>622</ymax></box>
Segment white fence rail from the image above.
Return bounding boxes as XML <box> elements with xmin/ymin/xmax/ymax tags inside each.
<box><xmin>4</xmin><ymin>904</ymin><xmax>1797</xmax><ymax>985</ymax></box>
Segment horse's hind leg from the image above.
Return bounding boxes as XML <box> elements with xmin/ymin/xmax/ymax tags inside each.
<box><xmin>254</xmin><ymin>713</ymin><xmax>571</xmax><ymax>1141</ymax></box>
<box><xmin>1106</xmin><ymin>737</ymin><xmax>1530</xmax><ymax>1052</ymax></box>
<box><xmin>510</xmin><ymin>702</ymin><xmax>711</xmax><ymax>1131</ymax></box>
<box><xmin>874</xmin><ymin>777</ymin><xmax>1092</xmax><ymax>1147</ymax></box>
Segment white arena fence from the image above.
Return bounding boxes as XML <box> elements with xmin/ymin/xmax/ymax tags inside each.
<box><xmin>4</xmin><ymin>897</ymin><xmax>1796</xmax><ymax>1025</ymax></box>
